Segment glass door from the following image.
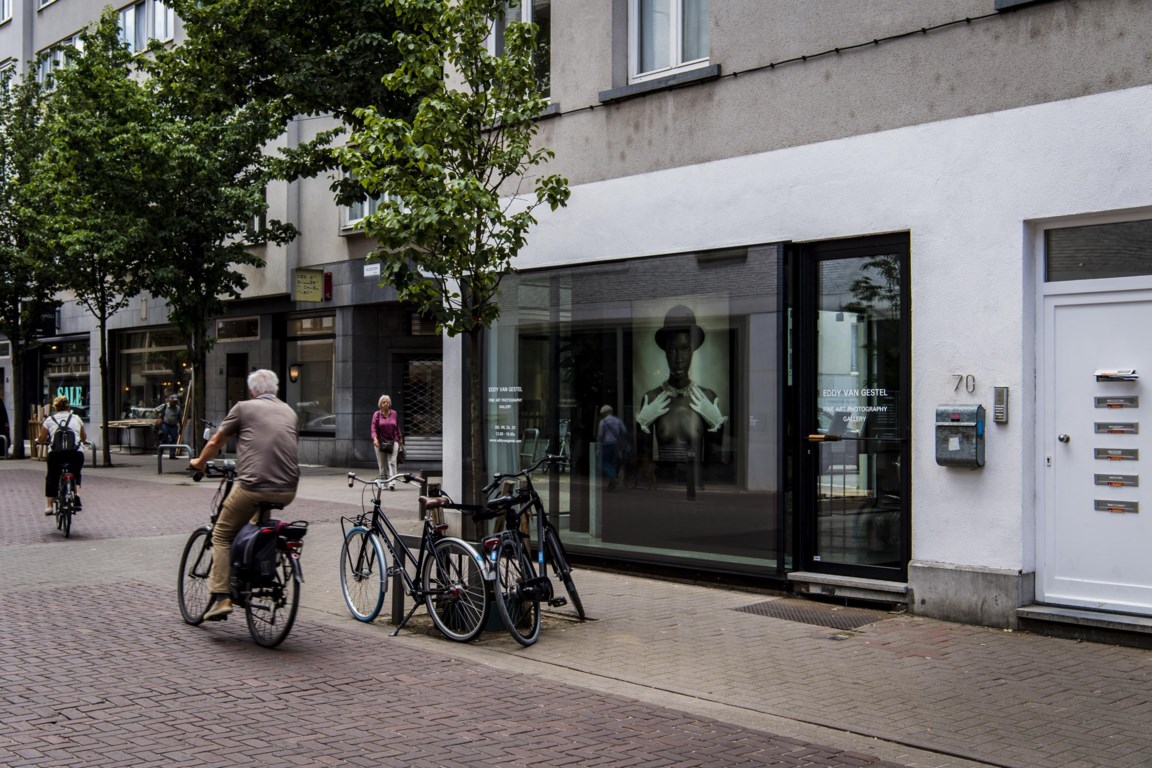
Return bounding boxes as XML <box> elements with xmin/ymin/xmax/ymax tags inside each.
<box><xmin>797</xmin><ymin>236</ymin><xmax>910</xmax><ymax>579</ymax></box>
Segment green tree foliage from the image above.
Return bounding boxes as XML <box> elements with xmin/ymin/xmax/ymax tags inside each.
<box><xmin>163</xmin><ymin>0</ymin><xmax>412</xmax><ymax>190</ymax></box>
<box><xmin>339</xmin><ymin>0</ymin><xmax>569</xmax><ymax>501</ymax></box>
<box><xmin>36</xmin><ymin>11</ymin><xmax>160</xmax><ymax>466</ymax></box>
<box><xmin>0</xmin><ymin>67</ymin><xmax>60</xmax><ymax>458</ymax></box>
<box><xmin>145</xmin><ymin>51</ymin><xmax>296</xmax><ymax>445</ymax></box>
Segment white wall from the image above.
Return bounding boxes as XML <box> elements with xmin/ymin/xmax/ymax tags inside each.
<box><xmin>509</xmin><ymin>84</ymin><xmax>1152</xmax><ymax>573</ymax></box>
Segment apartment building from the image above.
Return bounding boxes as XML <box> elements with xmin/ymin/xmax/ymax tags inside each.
<box><xmin>4</xmin><ymin>0</ymin><xmax>1152</xmax><ymax>634</ymax></box>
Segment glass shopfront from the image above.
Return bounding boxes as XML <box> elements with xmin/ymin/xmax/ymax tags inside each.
<box><xmin>485</xmin><ymin>245</ymin><xmax>785</xmax><ymax>573</ymax></box>
<box><xmin>285</xmin><ymin>315</ymin><xmax>336</xmax><ymax>435</ymax></box>
<box><xmin>118</xmin><ymin>329</ymin><xmax>188</xmax><ymax>418</ymax></box>
<box><xmin>43</xmin><ymin>339</ymin><xmax>91</xmax><ymax>417</ymax></box>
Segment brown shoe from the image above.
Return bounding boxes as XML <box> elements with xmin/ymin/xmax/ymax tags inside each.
<box><xmin>203</xmin><ymin>598</ymin><xmax>233</xmax><ymax>621</ymax></box>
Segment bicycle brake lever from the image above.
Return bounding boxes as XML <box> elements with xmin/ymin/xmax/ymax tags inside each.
<box><xmin>347</xmin><ymin>472</ymin><xmax>356</xmax><ymax>487</ymax></box>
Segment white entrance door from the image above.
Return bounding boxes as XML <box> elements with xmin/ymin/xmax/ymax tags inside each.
<box><xmin>1042</xmin><ymin>288</ymin><xmax>1152</xmax><ymax>615</ymax></box>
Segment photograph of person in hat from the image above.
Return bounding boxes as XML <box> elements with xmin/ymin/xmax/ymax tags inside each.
<box><xmin>636</xmin><ymin>305</ymin><xmax>727</xmax><ymax>466</ymax></box>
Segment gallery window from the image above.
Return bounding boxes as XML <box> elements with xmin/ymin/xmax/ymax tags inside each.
<box><xmin>630</xmin><ymin>0</ymin><xmax>709</xmax><ymax>83</ymax></box>
<box><xmin>485</xmin><ymin>244</ymin><xmax>784</xmax><ymax>574</ymax></box>
<box><xmin>286</xmin><ymin>315</ymin><xmax>335</xmax><ymax>434</ymax></box>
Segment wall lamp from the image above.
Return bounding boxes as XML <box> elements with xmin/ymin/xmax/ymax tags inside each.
<box><xmin>288</xmin><ymin>363</ymin><xmax>302</xmax><ymax>383</ymax></box>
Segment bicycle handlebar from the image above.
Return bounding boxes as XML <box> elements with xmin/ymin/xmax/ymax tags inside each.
<box><xmin>347</xmin><ymin>471</ymin><xmax>416</xmax><ymax>489</ymax></box>
<box><xmin>481</xmin><ymin>454</ymin><xmax>568</xmax><ymax>495</ymax></box>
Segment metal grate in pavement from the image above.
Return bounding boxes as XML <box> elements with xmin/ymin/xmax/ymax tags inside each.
<box><xmin>733</xmin><ymin>599</ymin><xmax>890</xmax><ymax>630</ymax></box>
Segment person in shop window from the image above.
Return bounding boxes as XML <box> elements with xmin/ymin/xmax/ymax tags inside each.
<box><xmin>636</xmin><ymin>305</ymin><xmax>727</xmax><ymax>468</ymax></box>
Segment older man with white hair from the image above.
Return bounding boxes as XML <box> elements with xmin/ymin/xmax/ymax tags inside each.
<box><xmin>190</xmin><ymin>369</ymin><xmax>300</xmax><ymax>621</ymax></box>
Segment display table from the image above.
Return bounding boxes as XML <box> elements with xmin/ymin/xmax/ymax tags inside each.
<box><xmin>105</xmin><ymin>419</ymin><xmax>157</xmax><ymax>454</ymax></box>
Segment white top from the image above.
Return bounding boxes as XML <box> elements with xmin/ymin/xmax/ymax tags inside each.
<box><xmin>44</xmin><ymin>411</ymin><xmax>84</xmax><ymax>450</ymax></box>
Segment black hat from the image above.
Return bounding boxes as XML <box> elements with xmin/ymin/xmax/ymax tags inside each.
<box><xmin>655</xmin><ymin>305</ymin><xmax>704</xmax><ymax>351</ymax></box>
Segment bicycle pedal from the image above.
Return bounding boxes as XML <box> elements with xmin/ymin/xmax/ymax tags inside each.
<box><xmin>548</xmin><ymin>597</ymin><xmax>568</xmax><ymax>608</ymax></box>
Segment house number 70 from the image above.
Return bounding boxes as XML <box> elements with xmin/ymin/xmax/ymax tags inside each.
<box><xmin>953</xmin><ymin>374</ymin><xmax>975</xmax><ymax>393</ymax></box>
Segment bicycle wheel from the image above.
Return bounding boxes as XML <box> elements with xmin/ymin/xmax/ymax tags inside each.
<box><xmin>422</xmin><ymin>537</ymin><xmax>488</xmax><ymax>642</ymax></box>
<box><xmin>544</xmin><ymin>527</ymin><xmax>585</xmax><ymax>620</ymax></box>
<box><xmin>245</xmin><ymin>551</ymin><xmax>300</xmax><ymax>648</ymax></box>
<box><xmin>492</xmin><ymin>541</ymin><xmax>542</xmax><ymax>646</ymax></box>
<box><xmin>339</xmin><ymin>527</ymin><xmax>388</xmax><ymax>622</ymax></box>
<box><xmin>59</xmin><ymin>497</ymin><xmax>72</xmax><ymax>538</ymax></box>
<box><xmin>178</xmin><ymin>527</ymin><xmax>214</xmax><ymax>625</ymax></box>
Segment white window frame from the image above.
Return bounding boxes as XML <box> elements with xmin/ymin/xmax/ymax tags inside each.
<box><xmin>1</xmin><ymin>0</ymin><xmax>13</xmax><ymax>24</ymax></box>
<box><xmin>151</xmin><ymin>0</ymin><xmax>175</xmax><ymax>42</ymax></box>
<box><xmin>629</xmin><ymin>0</ymin><xmax>710</xmax><ymax>84</ymax></box>
<box><xmin>119</xmin><ymin>2</ymin><xmax>146</xmax><ymax>54</ymax></box>
<box><xmin>488</xmin><ymin>1</ymin><xmax>551</xmax><ymax>98</ymax></box>
<box><xmin>37</xmin><ymin>36</ymin><xmax>81</xmax><ymax>84</ymax></box>
<box><xmin>37</xmin><ymin>0</ymin><xmax>57</xmax><ymax>9</ymax></box>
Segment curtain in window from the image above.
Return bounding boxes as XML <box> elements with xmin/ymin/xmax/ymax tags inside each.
<box><xmin>681</xmin><ymin>0</ymin><xmax>709</xmax><ymax>63</ymax></box>
<box><xmin>639</xmin><ymin>0</ymin><xmax>671</xmax><ymax>74</ymax></box>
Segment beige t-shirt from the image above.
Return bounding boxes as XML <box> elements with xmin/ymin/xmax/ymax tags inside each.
<box><xmin>217</xmin><ymin>395</ymin><xmax>300</xmax><ymax>493</ymax></box>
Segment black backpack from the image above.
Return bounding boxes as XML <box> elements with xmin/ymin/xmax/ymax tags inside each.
<box><xmin>231</xmin><ymin>519</ymin><xmax>308</xmax><ymax>585</ymax></box>
<box><xmin>49</xmin><ymin>414</ymin><xmax>78</xmax><ymax>452</ymax></box>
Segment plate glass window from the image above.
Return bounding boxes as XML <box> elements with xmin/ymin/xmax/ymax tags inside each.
<box><xmin>286</xmin><ymin>315</ymin><xmax>336</xmax><ymax>434</ymax></box>
<box><xmin>1045</xmin><ymin>219</ymin><xmax>1152</xmax><ymax>282</ymax></box>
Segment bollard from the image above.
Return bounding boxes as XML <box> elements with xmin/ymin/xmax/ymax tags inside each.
<box><xmin>157</xmin><ymin>444</ymin><xmax>194</xmax><ymax>474</ymax></box>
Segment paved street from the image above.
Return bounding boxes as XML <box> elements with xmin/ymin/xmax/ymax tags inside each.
<box><xmin>2</xmin><ymin>454</ymin><xmax>1151</xmax><ymax>767</ymax></box>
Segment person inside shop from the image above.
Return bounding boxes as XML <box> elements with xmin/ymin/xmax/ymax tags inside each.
<box><xmin>189</xmin><ymin>369</ymin><xmax>299</xmax><ymax>621</ymax></box>
<box><xmin>155</xmin><ymin>392</ymin><xmax>183</xmax><ymax>459</ymax></box>
<box><xmin>596</xmin><ymin>404</ymin><xmax>628</xmax><ymax>491</ymax></box>
<box><xmin>636</xmin><ymin>305</ymin><xmax>727</xmax><ymax>469</ymax></box>
<box><xmin>36</xmin><ymin>395</ymin><xmax>87</xmax><ymax>516</ymax></box>
<box><xmin>370</xmin><ymin>394</ymin><xmax>403</xmax><ymax>490</ymax></box>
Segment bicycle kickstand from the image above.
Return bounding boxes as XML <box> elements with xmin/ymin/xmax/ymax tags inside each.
<box><xmin>390</xmin><ymin>600</ymin><xmax>423</xmax><ymax>637</ymax></box>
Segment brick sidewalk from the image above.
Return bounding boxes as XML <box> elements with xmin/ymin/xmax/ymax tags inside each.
<box><xmin>3</xmin><ymin>455</ymin><xmax>1150</xmax><ymax>767</ymax></box>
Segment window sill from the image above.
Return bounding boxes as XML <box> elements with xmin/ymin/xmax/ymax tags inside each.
<box><xmin>598</xmin><ymin>64</ymin><xmax>721</xmax><ymax>105</ymax></box>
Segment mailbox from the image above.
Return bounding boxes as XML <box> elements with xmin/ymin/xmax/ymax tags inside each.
<box><xmin>936</xmin><ymin>404</ymin><xmax>985</xmax><ymax>468</ymax></box>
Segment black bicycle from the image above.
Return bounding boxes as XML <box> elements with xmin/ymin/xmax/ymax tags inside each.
<box><xmin>42</xmin><ymin>440</ymin><xmax>90</xmax><ymax>538</ymax></box>
<box><xmin>178</xmin><ymin>459</ymin><xmax>308</xmax><ymax>648</ymax></box>
<box><xmin>340</xmin><ymin>472</ymin><xmax>489</xmax><ymax>642</ymax></box>
<box><xmin>460</xmin><ymin>454</ymin><xmax>585</xmax><ymax>646</ymax></box>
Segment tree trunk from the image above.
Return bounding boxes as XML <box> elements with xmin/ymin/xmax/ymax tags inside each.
<box><xmin>97</xmin><ymin>315</ymin><xmax>113</xmax><ymax>467</ymax></box>
<box><xmin>467</xmin><ymin>327</ymin><xmax>485</xmax><ymax>508</ymax></box>
<box><xmin>9</xmin><ymin>345</ymin><xmax>28</xmax><ymax>460</ymax></box>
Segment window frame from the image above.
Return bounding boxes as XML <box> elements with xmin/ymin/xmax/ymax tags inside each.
<box><xmin>488</xmin><ymin>0</ymin><xmax>551</xmax><ymax>99</ymax></box>
<box><xmin>1</xmin><ymin>0</ymin><xmax>12</xmax><ymax>24</ymax></box>
<box><xmin>628</xmin><ymin>0</ymin><xmax>710</xmax><ymax>84</ymax></box>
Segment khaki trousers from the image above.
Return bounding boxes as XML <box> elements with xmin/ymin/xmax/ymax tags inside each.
<box><xmin>209</xmin><ymin>484</ymin><xmax>296</xmax><ymax>595</ymax></box>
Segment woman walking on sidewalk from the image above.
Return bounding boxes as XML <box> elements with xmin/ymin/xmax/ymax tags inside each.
<box><xmin>370</xmin><ymin>394</ymin><xmax>403</xmax><ymax>490</ymax></box>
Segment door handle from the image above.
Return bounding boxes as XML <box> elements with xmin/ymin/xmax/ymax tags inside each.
<box><xmin>1058</xmin><ymin>434</ymin><xmax>1071</xmax><ymax>443</ymax></box>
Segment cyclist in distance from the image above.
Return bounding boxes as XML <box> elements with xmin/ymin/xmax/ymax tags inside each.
<box><xmin>37</xmin><ymin>395</ymin><xmax>87</xmax><ymax>516</ymax></box>
<box><xmin>189</xmin><ymin>369</ymin><xmax>300</xmax><ymax>621</ymax></box>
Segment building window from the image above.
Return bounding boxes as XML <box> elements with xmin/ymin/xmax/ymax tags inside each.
<box><xmin>1045</xmin><ymin>219</ymin><xmax>1152</xmax><ymax>282</ymax></box>
<box><xmin>37</xmin><ymin>37</ymin><xmax>80</xmax><ymax>83</ymax></box>
<box><xmin>630</xmin><ymin>0</ymin><xmax>709</xmax><ymax>83</ymax></box>
<box><xmin>345</xmin><ymin>193</ymin><xmax>385</xmax><ymax>229</ymax></box>
<box><xmin>215</xmin><ymin>317</ymin><xmax>260</xmax><ymax>342</ymax></box>
<box><xmin>0</xmin><ymin>340</ymin><xmax>11</xmax><ymax>357</ymax></box>
<box><xmin>119</xmin><ymin>1</ymin><xmax>174</xmax><ymax>53</ymax></box>
<box><xmin>151</xmin><ymin>0</ymin><xmax>175</xmax><ymax>42</ymax></box>
<box><xmin>1</xmin><ymin>0</ymin><xmax>12</xmax><ymax>24</ymax></box>
<box><xmin>117</xmin><ymin>328</ymin><xmax>187</xmax><ymax>418</ymax></box>
<box><xmin>286</xmin><ymin>315</ymin><xmax>335</xmax><ymax>434</ymax></box>
<box><xmin>491</xmin><ymin>0</ymin><xmax>551</xmax><ymax>98</ymax></box>
<box><xmin>485</xmin><ymin>243</ymin><xmax>783</xmax><ymax>574</ymax></box>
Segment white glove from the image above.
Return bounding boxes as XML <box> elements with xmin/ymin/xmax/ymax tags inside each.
<box><xmin>689</xmin><ymin>387</ymin><xmax>727</xmax><ymax>432</ymax></box>
<box><xmin>636</xmin><ymin>391</ymin><xmax>671</xmax><ymax>433</ymax></box>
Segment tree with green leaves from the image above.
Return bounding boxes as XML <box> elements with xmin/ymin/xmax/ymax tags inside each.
<box><xmin>0</xmin><ymin>66</ymin><xmax>61</xmax><ymax>459</ymax></box>
<box><xmin>36</xmin><ymin>10</ymin><xmax>170</xmax><ymax>466</ymax></box>
<box><xmin>339</xmin><ymin>0</ymin><xmax>569</xmax><ymax>503</ymax></box>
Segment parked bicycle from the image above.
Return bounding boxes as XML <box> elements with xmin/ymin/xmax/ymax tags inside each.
<box><xmin>178</xmin><ymin>459</ymin><xmax>308</xmax><ymax>648</ymax></box>
<box><xmin>47</xmin><ymin>440</ymin><xmax>91</xmax><ymax>538</ymax></box>
<box><xmin>340</xmin><ymin>472</ymin><xmax>489</xmax><ymax>642</ymax></box>
<box><xmin>426</xmin><ymin>454</ymin><xmax>584</xmax><ymax>647</ymax></box>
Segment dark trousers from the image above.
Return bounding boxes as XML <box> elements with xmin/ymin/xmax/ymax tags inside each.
<box><xmin>45</xmin><ymin>450</ymin><xmax>84</xmax><ymax>498</ymax></box>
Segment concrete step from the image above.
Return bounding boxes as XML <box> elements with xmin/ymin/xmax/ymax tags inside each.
<box><xmin>787</xmin><ymin>571</ymin><xmax>908</xmax><ymax>605</ymax></box>
<box><xmin>1016</xmin><ymin>604</ymin><xmax>1152</xmax><ymax>649</ymax></box>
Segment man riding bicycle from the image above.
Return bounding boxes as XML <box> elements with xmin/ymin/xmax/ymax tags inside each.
<box><xmin>189</xmin><ymin>369</ymin><xmax>299</xmax><ymax>621</ymax></box>
<box><xmin>37</xmin><ymin>395</ymin><xmax>87</xmax><ymax>516</ymax></box>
